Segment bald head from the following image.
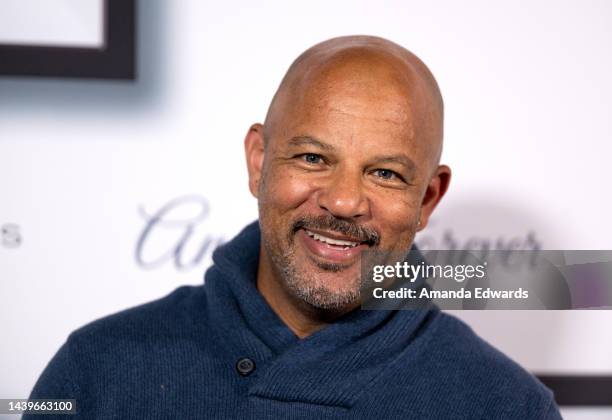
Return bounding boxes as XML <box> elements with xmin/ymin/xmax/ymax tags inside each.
<box><xmin>264</xmin><ymin>35</ymin><xmax>444</xmax><ymax>167</ymax></box>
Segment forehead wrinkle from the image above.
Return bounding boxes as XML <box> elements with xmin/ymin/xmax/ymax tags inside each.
<box><xmin>325</xmin><ymin>105</ymin><xmax>415</xmax><ymax>140</ymax></box>
<box><xmin>287</xmin><ymin>135</ymin><xmax>335</xmax><ymax>151</ymax></box>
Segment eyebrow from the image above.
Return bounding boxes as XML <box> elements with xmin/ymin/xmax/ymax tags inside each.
<box><xmin>371</xmin><ymin>155</ymin><xmax>417</xmax><ymax>173</ymax></box>
<box><xmin>287</xmin><ymin>135</ymin><xmax>335</xmax><ymax>151</ymax></box>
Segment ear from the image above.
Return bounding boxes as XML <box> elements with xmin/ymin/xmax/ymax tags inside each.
<box><xmin>244</xmin><ymin>123</ymin><xmax>266</xmax><ymax>198</ymax></box>
<box><xmin>417</xmin><ymin>165</ymin><xmax>451</xmax><ymax>231</ymax></box>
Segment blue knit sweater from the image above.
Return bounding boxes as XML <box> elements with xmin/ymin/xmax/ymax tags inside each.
<box><xmin>27</xmin><ymin>222</ymin><xmax>561</xmax><ymax>419</ymax></box>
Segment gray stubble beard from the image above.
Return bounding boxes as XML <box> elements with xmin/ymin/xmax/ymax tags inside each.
<box><xmin>261</xmin><ymin>233</ymin><xmax>361</xmax><ymax>310</ymax></box>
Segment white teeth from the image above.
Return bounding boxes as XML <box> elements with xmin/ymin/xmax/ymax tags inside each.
<box><xmin>305</xmin><ymin>230</ymin><xmax>359</xmax><ymax>248</ymax></box>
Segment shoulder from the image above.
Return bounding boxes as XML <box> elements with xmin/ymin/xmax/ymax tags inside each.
<box><xmin>68</xmin><ymin>285</ymin><xmax>207</xmax><ymax>348</ymax></box>
<box><xmin>422</xmin><ymin>311</ymin><xmax>560</xmax><ymax>418</ymax></box>
<box><xmin>28</xmin><ymin>286</ymin><xmax>203</xmax><ymax>398</ymax></box>
<box><xmin>431</xmin><ymin>312</ymin><xmax>540</xmax><ymax>383</ymax></box>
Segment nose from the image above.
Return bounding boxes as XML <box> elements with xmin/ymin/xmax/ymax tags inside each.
<box><xmin>316</xmin><ymin>166</ymin><xmax>370</xmax><ymax>220</ymax></box>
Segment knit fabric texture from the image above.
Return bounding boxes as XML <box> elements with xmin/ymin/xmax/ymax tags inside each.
<box><xmin>26</xmin><ymin>221</ymin><xmax>562</xmax><ymax>419</ymax></box>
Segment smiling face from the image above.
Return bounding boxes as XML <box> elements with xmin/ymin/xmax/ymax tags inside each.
<box><xmin>245</xmin><ymin>37</ymin><xmax>450</xmax><ymax>313</ymax></box>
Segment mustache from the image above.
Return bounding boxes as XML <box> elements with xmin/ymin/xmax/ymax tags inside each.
<box><xmin>291</xmin><ymin>215</ymin><xmax>380</xmax><ymax>246</ymax></box>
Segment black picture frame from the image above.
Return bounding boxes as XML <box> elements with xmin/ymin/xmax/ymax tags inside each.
<box><xmin>537</xmin><ymin>374</ymin><xmax>612</xmax><ymax>406</ymax></box>
<box><xmin>0</xmin><ymin>0</ymin><xmax>135</xmax><ymax>79</ymax></box>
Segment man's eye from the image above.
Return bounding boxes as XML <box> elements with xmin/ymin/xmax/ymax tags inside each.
<box><xmin>374</xmin><ymin>169</ymin><xmax>399</xmax><ymax>180</ymax></box>
<box><xmin>301</xmin><ymin>154</ymin><xmax>323</xmax><ymax>164</ymax></box>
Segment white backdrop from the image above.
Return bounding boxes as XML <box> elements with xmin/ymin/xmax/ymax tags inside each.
<box><xmin>1</xmin><ymin>1</ymin><xmax>612</xmax><ymax>417</ymax></box>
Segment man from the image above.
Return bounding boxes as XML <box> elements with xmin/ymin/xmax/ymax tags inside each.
<box><xmin>27</xmin><ymin>36</ymin><xmax>561</xmax><ymax>419</ymax></box>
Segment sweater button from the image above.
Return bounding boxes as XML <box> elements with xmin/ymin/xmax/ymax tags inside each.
<box><xmin>236</xmin><ymin>357</ymin><xmax>256</xmax><ymax>377</ymax></box>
